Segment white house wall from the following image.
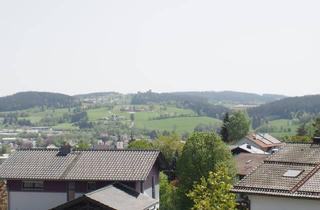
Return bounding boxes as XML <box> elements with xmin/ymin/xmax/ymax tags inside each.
<box><xmin>144</xmin><ymin>183</ymin><xmax>160</xmax><ymax>200</ymax></box>
<box><xmin>249</xmin><ymin>195</ymin><xmax>320</xmax><ymax>210</ymax></box>
<box><xmin>9</xmin><ymin>191</ymin><xmax>67</xmax><ymax>210</ymax></box>
<box><xmin>237</xmin><ymin>138</ymin><xmax>261</xmax><ymax>150</ymax></box>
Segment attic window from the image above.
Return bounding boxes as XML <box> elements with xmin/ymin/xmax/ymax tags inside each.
<box><xmin>22</xmin><ymin>181</ymin><xmax>44</xmax><ymax>191</ymax></box>
<box><xmin>283</xmin><ymin>169</ymin><xmax>304</xmax><ymax>178</ymax></box>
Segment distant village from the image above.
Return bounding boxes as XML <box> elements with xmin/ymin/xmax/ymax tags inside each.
<box><xmin>1</xmin><ymin>92</ymin><xmax>320</xmax><ymax>210</ymax></box>
<box><xmin>0</xmin><ymin>129</ymin><xmax>285</xmax><ymax>210</ymax></box>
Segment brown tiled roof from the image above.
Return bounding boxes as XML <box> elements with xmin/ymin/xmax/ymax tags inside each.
<box><xmin>246</xmin><ymin>133</ymin><xmax>283</xmax><ymax>149</ymax></box>
<box><xmin>232</xmin><ymin>143</ymin><xmax>320</xmax><ymax>199</ymax></box>
<box><xmin>0</xmin><ymin>149</ymin><xmax>160</xmax><ymax>181</ymax></box>
<box><xmin>266</xmin><ymin>143</ymin><xmax>320</xmax><ymax>164</ymax></box>
<box><xmin>234</xmin><ymin>153</ymin><xmax>268</xmax><ymax>176</ymax></box>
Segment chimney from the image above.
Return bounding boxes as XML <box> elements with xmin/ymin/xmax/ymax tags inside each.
<box><xmin>57</xmin><ymin>143</ymin><xmax>72</xmax><ymax>156</ymax></box>
<box><xmin>246</xmin><ymin>144</ymin><xmax>252</xmax><ymax>149</ymax></box>
<box><xmin>313</xmin><ymin>137</ymin><xmax>320</xmax><ymax>144</ymax></box>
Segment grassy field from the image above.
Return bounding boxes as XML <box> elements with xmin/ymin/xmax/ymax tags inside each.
<box><xmin>135</xmin><ymin>116</ymin><xmax>222</xmax><ymax>134</ymax></box>
<box><xmin>52</xmin><ymin>123</ymin><xmax>78</xmax><ymax>130</ymax></box>
<box><xmin>86</xmin><ymin>104</ymin><xmax>219</xmax><ymax>133</ymax></box>
<box><xmin>87</xmin><ymin>107</ymin><xmax>111</xmax><ymax>121</ymax></box>
<box><xmin>87</xmin><ymin>105</ymin><xmax>196</xmax><ymax>121</ymax></box>
<box><xmin>256</xmin><ymin>119</ymin><xmax>299</xmax><ymax>138</ymax></box>
<box><xmin>0</xmin><ymin>104</ymin><xmax>221</xmax><ymax>134</ymax></box>
<box><xmin>24</xmin><ymin>108</ymin><xmax>69</xmax><ymax>123</ymax></box>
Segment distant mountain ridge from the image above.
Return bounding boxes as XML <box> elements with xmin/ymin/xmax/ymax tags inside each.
<box><xmin>171</xmin><ymin>91</ymin><xmax>286</xmax><ymax>105</ymax></box>
<box><xmin>0</xmin><ymin>90</ymin><xmax>286</xmax><ymax>113</ymax></box>
<box><xmin>74</xmin><ymin>92</ymin><xmax>119</xmax><ymax>99</ymax></box>
<box><xmin>131</xmin><ymin>91</ymin><xmax>286</xmax><ymax>105</ymax></box>
<box><xmin>0</xmin><ymin>91</ymin><xmax>77</xmax><ymax>112</ymax></box>
<box><xmin>248</xmin><ymin>94</ymin><xmax>320</xmax><ymax>120</ymax></box>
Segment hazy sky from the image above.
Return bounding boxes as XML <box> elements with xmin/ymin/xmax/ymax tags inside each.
<box><xmin>1</xmin><ymin>0</ymin><xmax>320</xmax><ymax>97</ymax></box>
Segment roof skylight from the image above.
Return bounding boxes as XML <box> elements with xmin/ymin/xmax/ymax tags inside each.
<box><xmin>283</xmin><ymin>169</ymin><xmax>304</xmax><ymax>178</ymax></box>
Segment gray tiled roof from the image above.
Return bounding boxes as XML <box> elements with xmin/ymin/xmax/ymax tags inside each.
<box><xmin>51</xmin><ymin>183</ymin><xmax>158</xmax><ymax>210</ymax></box>
<box><xmin>0</xmin><ymin>149</ymin><xmax>160</xmax><ymax>181</ymax></box>
<box><xmin>86</xmin><ymin>183</ymin><xmax>158</xmax><ymax>210</ymax></box>
<box><xmin>266</xmin><ymin>143</ymin><xmax>320</xmax><ymax>165</ymax></box>
<box><xmin>236</xmin><ymin>163</ymin><xmax>314</xmax><ymax>190</ymax></box>
<box><xmin>233</xmin><ymin>143</ymin><xmax>320</xmax><ymax>199</ymax></box>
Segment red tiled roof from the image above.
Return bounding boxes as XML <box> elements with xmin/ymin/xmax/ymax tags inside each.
<box><xmin>246</xmin><ymin>133</ymin><xmax>282</xmax><ymax>149</ymax></box>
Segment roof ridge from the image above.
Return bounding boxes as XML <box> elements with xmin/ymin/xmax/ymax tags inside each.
<box><xmin>73</xmin><ymin>149</ymin><xmax>160</xmax><ymax>152</ymax></box>
<box><xmin>18</xmin><ymin>148</ymin><xmax>59</xmax><ymax>151</ymax></box>
<box><xmin>17</xmin><ymin>148</ymin><xmax>160</xmax><ymax>152</ymax></box>
<box><xmin>290</xmin><ymin>163</ymin><xmax>320</xmax><ymax>193</ymax></box>
<box><xmin>264</xmin><ymin>160</ymin><xmax>317</xmax><ymax>166</ymax></box>
<box><xmin>231</xmin><ymin>187</ymin><xmax>320</xmax><ymax>199</ymax></box>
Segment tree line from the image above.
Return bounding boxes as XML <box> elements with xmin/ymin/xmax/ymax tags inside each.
<box><xmin>249</xmin><ymin>95</ymin><xmax>320</xmax><ymax>127</ymax></box>
<box><xmin>0</xmin><ymin>91</ymin><xmax>77</xmax><ymax>112</ymax></box>
<box><xmin>131</xmin><ymin>91</ymin><xmax>229</xmax><ymax>119</ymax></box>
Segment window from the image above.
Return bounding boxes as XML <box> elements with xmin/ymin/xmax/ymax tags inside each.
<box><xmin>283</xmin><ymin>169</ymin><xmax>304</xmax><ymax>178</ymax></box>
<box><xmin>87</xmin><ymin>182</ymin><xmax>96</xmax><ymax>192</ymax></box>
<box><xmin>22</xmin><ymin>181</ymin><xmax>43</xmax><ymax>191</ymax></box>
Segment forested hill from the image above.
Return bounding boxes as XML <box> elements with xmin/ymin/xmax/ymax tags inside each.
<box><xmin>0</xmin><ymin>92</ymin><xmax>77</xmax><ymax>112</ymax></box>
<box><xmin>131</xmin><ymin>91</ymin><xmax>285</xmax><ymax>105</ymax></box>
<box><xmin>131</xmin><ymin>91</ymin><xmax>229</xmax><ymax>119</ymax></box>
<box><xmin>248</xmin><ymin>95</ymin><xmax>320</xmax><ymax>120</ymax></box>
<box><xmin>172</xmin><ymin>91</ymin><xmax>286</xmax><ymax>105</ymax></box>
<box><xmin>74</xmin><ymin>92</ymin><xmax>119</xmax><ymax>99</ymax></box>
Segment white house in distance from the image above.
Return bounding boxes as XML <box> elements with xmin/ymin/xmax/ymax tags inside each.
<box><xmin>233</xmin><ymin>139</ymin><xmax>320</xmax><ymax>210</ymax></box>
<box><xmin>237</xmin><ymin>133</ymin><xmax>283</xmax><ymax>152</ymax></box>
<box><xmin>231</xmin><ymin>143</ymin><xmax>268</xmax><ymax>155</ymax></box>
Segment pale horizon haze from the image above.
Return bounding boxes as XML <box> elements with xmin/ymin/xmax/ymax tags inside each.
<box><xmin>1</xmin><ymin>0</ymin><xmax>320</xmax><ymax>97</ymax></box>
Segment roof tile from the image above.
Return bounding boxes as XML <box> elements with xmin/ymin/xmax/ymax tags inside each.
<box><xmin>0</xmin><ymin>149</ymin><xmax>160</xmax><ymax>181</ymax></box>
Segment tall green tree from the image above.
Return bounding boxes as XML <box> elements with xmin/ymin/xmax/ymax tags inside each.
<box><xmin>76</xmin><ymin>139</ymin><xmax>91</xmax><ymax>150</ymax></box>
<box><xmin>176</xmin><ymin>132</ymin><xmax>235</xmax><ymax>210</ymax></box>
<box><xmin>130</xmin><ymin>113</ymin><xmax>135</xmax><ymax>122</ymax></box>
<box><xmin>220</xmin><ymin>112</ymin><xmax>229</xmax><ymax>142</ymax></box>
<box><xmin>226</xmin><ymin>111</ymin><xmax>250</xmax><ymax>142</ymax></box>
<box><xmin>187</xmin><ymin>165</ymin><xmax>236</xmax><ymax>210</ymax></box>
<box><xmin>297</xmin><ymin>123</ymin><xmax>308</xmax><ymax>136</ymax></box>
<box><xmin>153</xmin><ymin>133</ymin><xmax>184</xmax><ymax>166</ymax></box>
<box><xmin>313</xmin><ymin>117</ymin><xmax>320</xmax><ymax>137</ymax></box>
<box><xmin>128</xmin><ymin>139</ymin><xmax>153</xmax><ymax>149</ymax></box>
<box><xmin>160</xmin><ymin>172</ymin><xmax>177</xmax><ymax>210</ymax></box>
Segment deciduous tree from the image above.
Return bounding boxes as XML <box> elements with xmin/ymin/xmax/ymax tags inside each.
<box><xmin>160</xmin><ymin>172</ymin><xmax>177</xmax><ymax>210</ymax></box>
<box><xmin>128</xmin><ymin>139</ymin><xmax>153</xmax><ymax>149</ymax></box>
<box><xmin>176</xmin><ymin>132</ymin><xmax>235</xmax><ymax>210</ymax></box>
<box><xmin>225</xmin><ymin>111</ymin><xmax>250</xmax><ymax>142</ymax></box>
<box><xmin>187</xmin><ymin>165</ymin><xmax>236</xmax><ymax>210</ymax></box>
